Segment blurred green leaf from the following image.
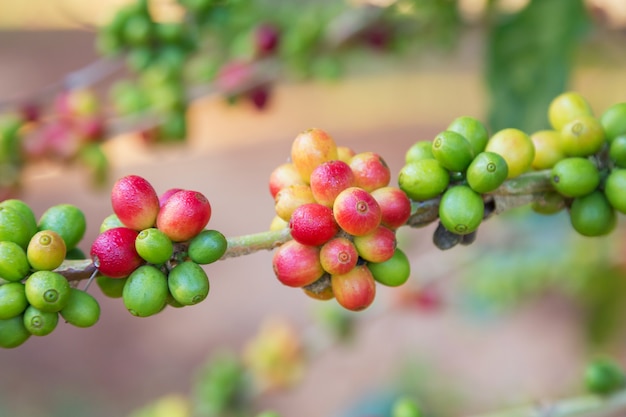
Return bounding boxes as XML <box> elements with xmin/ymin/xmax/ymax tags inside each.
<box><xmin>485</xmin><ymin>0</ymin><xmax>590</xmax><ymax>132</ymax></box>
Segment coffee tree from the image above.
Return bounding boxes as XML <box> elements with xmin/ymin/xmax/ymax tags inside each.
<box><xmin>1</xmin><ymin>0</ymin><xmax>626</xmax><ymax>416</ymax></box>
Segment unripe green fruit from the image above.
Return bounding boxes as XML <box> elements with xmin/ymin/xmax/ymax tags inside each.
<box><xmin>96</xmin><ymin>276</ymin><xmax>127</xmax><ymax>298</ymax></box>
<box><xmin>0</xmin><ymin>241</ymin><xmax>30</xmax><ymax>282</ymax></box>
<box><xmin>466</xmin><ymin>151</ymin><xmax>508</xmax><ymax>193</ymax></box>
<box><xmin>188</xmin><ymin>229</ymin><xmax>228</xmax><ymax>264</ymax></box>
<box><xmin>446</xmin><ymin>115</ymin><xmax>489</xmax><ymax>156</ymax></box>
<box><xmin>23</xmin><ymin>305</ymin><xmax>59</xmax><ymax>336</ymax></box>
<box><xmin>560</xmin><ymin>115</ymin><xmax>606</xmax><ymax>157</ymax></box>
<box><xmin>0</xmin><ymin>206</ymin><xmax>32</xmax><ymax>249</ymax></box>
<box><xmin>60</xmin><ymin>288</ymin><xmax>101</xmax><ymax>328</ymax></box>
<box><xmin>605</xmin><ymin>169</ymin><xmax>626</xmax><ymax>213</ymax></box>
<box><xmin>392</xmin><ymin>396</ymin><xmax>423</xmax><ymax>417</ymax></box>
<box><xmin>398</xmin><ymin>159</ymin><xmax>449</xmax><ymax>201</ymax></box>
<box><xmin>439</xmin><ymin>185</ymin><xmax>484</xmax><ymax>235</ymax></box>
<box><xmin>609</xmin><ymin>135</ymin><xmax>626</xmax><ymax>168</ymax></box>
<box><xmin>405</xmin><ymin>141</ymin><xmax>434</xmax><ymax>164</ymax></box>
<box><xmin>585</xmin><ymin>358</ymin><xmax>626</xmax><ymax>395</ymax></box>
<box><xmin>569</xmin><ymin>191</ymin><xmax>616</xmax><ymax>237</ymax></box>
<box><xmin>548</xmin><ymin>91</ymin><xmax>593</xmax><ymax>131</ymax></box>
<box><xmin>135</xmin><ymin>228</ymin><xmax>174</xmax><ymax>264</ymax></box>
<box><xmin>0</xmin><ymin>315</ymin><xmax>31</xmax><ymax>348</ymax></box>
<box><xmin>123</xmin><ymin>265</ymin><xmax>169</xmax><ymax>317</ymax></box>
<box><xmin>368</xmin><ymin>248</ymin><xmax>411</xmax><ymax>287</ymax></box>
<box><xmin>0</xmin><ymin>282</ymin><xmax>28</xmax><ymax>320</ymax></box>
<box><xmin>0</xmin><ymin>199</ymin><xmax>38</xmax><ymax>238</ymax></box>
<box><xmin>99</xmin><ymin>213</ymin><xmax>124</xmax><ymax>233</ymax></box>
<box><xmin>24</xmin><ymin>271</ymin><xmax>71</xmax><ymax>313</ymax></box>
<box><xmin>550</xmin><ymin>157</ymin><xmax>600</xmax><ymax>198</ymax></box>
<box><xmin>38</xmin><ymin>203</ymin><xmax>87</xmax><ymax>250</ymax></box>
<box><xmin>431</xmin><ymin>130</ymin><xmax>474</xmax><ymax>172</ymax></box>
<box><xmin>167</xmin><ymin>261</ymin><xmax>210</xmax><ymax>306</ymax></box>
<box><xmin>600</xmin><ymin>102</ymin><xmax>626</xmax><ymax>142</ymax></box>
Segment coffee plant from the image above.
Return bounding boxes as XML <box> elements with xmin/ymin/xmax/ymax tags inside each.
<box><xmin>2</xmin><ymin>0</ymin><xmax>626</xmax><ymax>416</ymax></box>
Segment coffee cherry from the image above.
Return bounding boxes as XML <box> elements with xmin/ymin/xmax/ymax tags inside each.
<box><xmin>24</xmin><ymin>270</ymin><xmax>71</xmax><ymax>312</ymax></box>
<box><xmin>188</xmin><ymin>229</ymin><xmax>228</xmax><ymax>264</ymax></box>
<box><xmin>90</xmin><ymin>227</ymin><xmax>143</xmax><ymax>278</ymax></box>
<box><xmin>0</xmin><ymin>282</ymin><xmax>28</xmax><ymax>320</ymax></box>
<box><xmin>99</xmin><ymin>213</ymin><xmax>124</xmax><ymax>233</ymax></box>
<box><xmin>431</xmin><ymin>130</ymin><xmax>474</xmax><ymax>173</ymax></box>
<box><xmin>368</xmin><ymin>248</ymin><xmax>411</xmax><ymax>287</ymax></box>
<box><xmin>353</xmin><ymin>225</ymin><xmax>396</xmax><ymax>263</ymax></box>
<box><xmin>600</xmin><ymin>102</ymin><xmax>626</xmax><ymax>142</ymax></box>
<box><xmin>569</xmin><ymin>190</ymin><xmax>616</xmax><ymax>237</ymax></box>
<box><xmin>439</xmin><ymin>185</ymin><xmax>484</xmax><ymax>235</ymax></box>
<box><xmin>254</xmin><ymin>23</ymin><xmax>280</xmax><ymax>55</ymax></box>
<box><xmin>0</xmin><ymin>315</ymin><xmax>31</xmax><ymax>348</ymax></box>
<box><xmin>398</xmin><ymin>159</ymin><xmax>450</xmax><ymax>201</ymax></box>
<box><xmin>23</xmin><ymin>305</ymin><xmax>58</xmax><ymax>336</ymax></box>
<box><xmin>530</xmin><ymin>130</ymin><xmax>566</xmax><ymax>170</ymax></box>
<box><xmin>290</xmin><ymin>128</ymin><xmax>338</xmax><ymax>183</ymax></box>
<box><xmin>370</xmin><ymin>186</ymin><xmax>411</xmax><ymax>230</ymax></box>
<box><xmin>60</xmin><ymin>288</ymin><xmax>101</xmax><ymax>328</ymax></box>
<box><xmin>466</xmin><ymin>151</ymin><xmax>508</xmax><ymax>194</ymax></box>
<box><xmin>159</xmin><ymin>188</ymin><xmax>184</xmax><ymax>207</ymax></box>
<box><xmin>157</xmin><ymin>189</ymin><xmax>212</xmax><ymax>242</ymax></box>
<box><xmin>123</xmin><ymin>265</ymin><xmax>169</xmax><ymax>317</ymax></box>
<box><xmin>135</xmin><ymin>228</ymin><xmax>174</xmax><ymax>265</ymax></box>
<box><xmin>485</xmin><ymin>128</ymin><xmax>534</xmax><ymax>179</ymax></box>
<box><xmin>27</xmin><ymin>230</ymin><xmax>67</xmax><ymax>271</ymax></box>
<box><xmin>609</xmin><ymin>135</ymin><xmax>626</xmax><ymax>168</ymax></box>
<box><xmin>548</xmin><ymin>91</ymin><xmax>593</xmax><ymax>131</ymax></box>
<box><xmin>333</xmin><ymin>187</ymin><xmax>382</xmax><ymax>236</ymax></box>
<box><xmin>605</xmin><ymin>169</ymin><xmax>626</xmax><ymax>213</ymax></box>
<box><xmin>96</xmin><ymin>276</ymin><xmax>127</xmax><ymax>298</ymax></box>
<box><xmin>269</xmin><ymin>163</ymin><xmax>306</xmax><ymax>199</ymax></box>
<box><xmin>309</xmin><ymin>160</ymin><xmax>355</xmax><ymax>207</ymax></box>
<box><xmin>167</xmin><ymin>261</ymin><xmax>210</xmax><ymax>306</ymax></box>
<box><xmin>447</xmin><ymin>116</ymin><xmax>489</xmax><ymax>156</ymax></box>
<box><xmin>560</xmin><ymin>115</ymin><xmax>605</xmax><ymax>157</ymax></box>
<box><xmin>550</xmin><ymin>157</ymin><xmax>600</xmax><ymax>198</ymax></box>
<box><xmin>272</xmin><ymin>240</ymin><xmax>324</xmax><ymax>287</ymax></box>
<box><xmin>274</xmin><ymin>184</ymin><xmax>315</xmax><ymax>222</ymax></box>
<box><xmin>0</xmin><ymin>206</ymin><xmax>33</xmax><ymax>250</ymax></box>
<box><xmin>585</xmin><ymin>357</ymin><xmax>626</xmax><ymax>395</ymax></box>
<box><xmin>337</xmin><ymin>146</ymin><xmax>356</xmax><ymax>163</ymax></box>
<box><xmin>331</xmin><ymin>265</ymin><xmax>376</xmax><ymax>311</ymax></box>
<box><xmin>319</xmin><ymin>237</ymin><xmax>358</xmax><ymax>275</ymax></box>
<box><xmin>531</xmin><ymin>192</ymin><xmax>566</xmax><ymax>215</ymax></box>
<box><xmin>0</xmin><ymin>241</ymin><xmax>30</xmax><ymax>282</ymax></box>
<box><xmin>269</xmin><ymin>215</ymin><xmax>288</xmax><ymax>231</ymax></box>
<box><xmin>289</xmin><ymin>203</ymin><xmax>338</xmax><ymax>246</ymax></box>
<box><xmin>111</xmin><ymin>175</ymin><xmax>160</xmax><ymax>231</ymax></box>
<box><xmin>349</xmin><ymin>152</ymin><xmax>391</xmax><ymax>192</ymax></box>
<box><xmin>0</xmin><ymin>199</ymin><xmax>38</xmax><ymax>238</ymax></box>
<box><xmin>405</xmin><ymin>141</ymin><xmax>434</xmax><ymax>164</ymax></box>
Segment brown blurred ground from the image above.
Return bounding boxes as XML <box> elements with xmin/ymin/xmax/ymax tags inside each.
<box><xmin>0</xmin><ymin>29</ymin><xmax>625</xmax><ymax>417</ymax></box>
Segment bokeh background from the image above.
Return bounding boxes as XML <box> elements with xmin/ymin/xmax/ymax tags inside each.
<box><xmin>1</xmin><ymin>1</ymin><xmax>626</xmax><ymax>417</ymax></box>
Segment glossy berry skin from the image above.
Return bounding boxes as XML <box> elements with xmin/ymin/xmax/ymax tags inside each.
<box><xmin>156</xmin><ymin>190</ymin><xmax>212</xmax><ymax>242</ymax></box>
<box><xmin>269</xmin><ymin>163</ymin><xmax>305</xmax><ymax>199</ymax></box>
<box><xmin>272</xmin><ymin>240</ymin><xmax>324</xmax><ymax>288</ymax></box>
<box><xmin>331</xmin><ymin>265</ymin><xmax>377</xmax><ymax>312</ymax></box>
<box><xmin>371</xmin><ymin>186</ymin><xmax>412</xmax><ymax>229</ymax></box>
<box><xmin>274</xmin><ymin>184</ymin><xmax>315</xmax><ymax>222</ymax></box>
<box><xmin>319</xmin><ymin>237</ymin><xmax>358</xmax><ymax>275</ymax></box>
<box><xmin>158</xmin><ymin>188</ymin><xmax>184</xmax><ymax>207</ymax></box>
<box><xmin>111</xmin><ymin>175</ymin><xmax>160</xmax><ymax>231</ymax></box>
<box><xmin>353</xmin><ymin>225</ymin><xmax>396</xmax><ymax>263</ymax></box>
<box><xmin>291</xmin><ymin>128</ymin><xmax>338</xmax><ymax>183</ymax></box>
<box><xmin>90</xmin><ymin>227</ymin><xmax>143</xmax><ymax>278</ymax></box>
<box><xmin>310</xmin><ymin>160</ymin><xmax>356</xmax><ymax>207</ymax></box>
<box><xmin>333</xmin><ymin>187</ymin><xmax>382</xmax><ymax>236</ymax></box>
<box><xmin>349</xmin><ymin>152</ymin><xmax>391</xmax><ymax>192</ymax></box>
<box><xmin>289</xmin><ymin>203</ymin><xmax>339</xmax><ymax>247</ymax></box>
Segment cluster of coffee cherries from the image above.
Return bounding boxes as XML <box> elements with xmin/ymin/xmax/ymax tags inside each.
<box><xmin>269</xmin><ymin>128</ymin><xmax>412</xmax><ymax>311</ymax></box>
<box><xmin>91</xmin><ymin>175</ymin><xmax>227</xmax><ymax>318</ymax></box>
<box><xmin>0</xmin><ymin>200</ymin><xmax>100</xmax><ymax>349</ymax></box>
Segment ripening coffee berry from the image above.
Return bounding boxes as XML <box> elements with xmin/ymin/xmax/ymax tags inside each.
<box><xmin>333</xmin><ymin>187</ymin><xmax>382</xmax><ymax>236</ymax></box>
<box><xmin>289</xmin><ymin>203</ymin><xmax>338</xmax><ymax>247</ymax></box>
<box><xmin>135</xmin><ymin>228</ymin><xmax>174</xmax><ymax>265</ymax></box>
<box><xmin>548</xmin><ymin>91</ymin><xmax>593</xmax><ymax>131</ymax></box>
<box><xmin>123</xmin><ymin>265</ymin><xmax>169</xmax><ymax>317</ymax></box>
<box><xmin>371</xmin><ymin>186</ymin><xmax>411</xmax><ymax>229</ymax></box>
<box><xmin>90</xmin><ymin>227</ymin><xmax>144</xmax><ymax>278</ymax></box>
<box><xmin>353</xmin><ymin>225</ymin><xmax>396</xmax><ymax>263</ymax></box>
<box><xmin>530</xmin><ymin>130</ymin><xmax>565</xmax><ymax>170</ymax></box>
<box><xmin>550</xmin><ymin>157</ymin><xmax>600</xmax><ymax>198</ymax></box>
<box><xmin>24</xmin><ymin>270</ymin><xmax>71</xmax><ymax>313</ymax></box>
<box><xmin>368</xmin><ymin>248</ymin><xmax>411</xmax><ymax>287</ymax></box>
<box><xmin>23</xmin><ymin>305</ymin><xmax>58</xmax><ymax>336</ymax></box>
<box><xmin>349</xmin><ymin>152</ymin><xmax>391</xmax><ymax>192</ymax></box>
<box><xmin>447</xmin><ymin>115</ymin><xmax>489</xmax><ymax>156</ymax></box>
<box><xmin>485</xmin><ymin>128</ymin><xmax>535</xmax><ymax>179</ymax></box>
<box><xmin>331</xmin><ymin>265</ymin><xmax>377</xmax><ymax>312</ymax></box>
<box><xmin>60</xmin><ymin>288</ymin><xmax>101</xmax><ymax>328</ymax></box>
<box><xmin>167</xmin><ymin>261</ymin><xmax>210</xmax><ymax>306</ymax></box>
<box><xmin>158</xmin><ymin>188</ymin><xmax>184</xmax><ymax>207</ymax></box>
<box><xmin>560</xmin><ymin>115</ymin><xmax>605</xmax><ymax>157</ymax></box>
<box><xmin>96</xmin><ymin>276</ymin><xmax>127</xmax><ymax>298</ymax></box>
<box><xmin>157</xmin><ymin>189</ymin><xmax>212</xmax><ymax>242</ymax></box>
<box><xmin>290</xmin><ymin>128</ymin><xmax>338</xmax><ymax>183</ymax></box>
<box><xmin>320</xmin><ymin>237</ymin><xmax>359</xmax><ymax>275</ymax></box>
<box><xmin>272</xmin><ymin>240</ymin><xmax>324</xmax><ymax>287</ymax></box>
<box><xmin>111</xmin><ymin>175</ymin><xmax>160</xmax><ymax>231</ymax></box>
<box><xmin>99</xmin><ymin>213</ymin><xmax>124</xmax><ymax>233</ymax></box>
<box><xmin>337</xmin><ymin>146</ymin><xmax>356</xmax><ymax>163</ymax></box>
<box><xmin>274</xmin><ymin>184</ymin><xmax>316</xmax><ymax>221</ymax></box>
<box><xmin>188</xmin><ymin>229</ymin><xmax>228</xmax><ymax>264</ymax></box>
<box><xmin>38</xmin><ymin>203</ymin><xmax>87</xmax><ymax>250</ymax></box>
<box><xmin>309</xmin><ymin>160</ymin><xmax>355</xmax><ymax>207</ymax></box>
<box><xmin>27</xmin><ymin>230</ymin><xmax>67</xmax><ymax>271</ymax></box>
<box><xmin>269</xmin><ymin>163</ymin><xmax>306</xmax><ymax>199</ymax></box>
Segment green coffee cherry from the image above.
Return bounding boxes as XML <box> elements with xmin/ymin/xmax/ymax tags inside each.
<box><xmin>585</xmin><ymin>357</ymin><xmax>626</xmax><ymax>395</ymax></box>
<box><xmin>24</xmin><ymin>271</ymin><xmax>71</xmax><ymax>313</ymax></box>
<box><xmin>0</xmin><ymin>315</ymin><xmax>31</xmax><ymax>348</ymax></box>
<box><xmin>123</xmin><ymin>265</ymin><xmax>169</xmax><ymax>317</ymax></box>
<box><xmin>23</xmin><ymin>305</ymin><xmax>59</xmax><ymax>336</ymax></box>
<box><xmin>60</xmin><ymin>288</ymin><xmax>101</xmax><ymax>328</ymax></box>
<box><xmin>168</xmin><ymin>261</ymin><xmax>210</xmax><ymax>306</ymax></box>
<box><xmin>135</xmin><ymin>228</ymin><xmax>174</xmax><ymax>264</ymax></box>
<box><xmin>0</xmin><ymin>282</ymin><xmax>29</xmax><ymax>320</ymax></box>
<box><xmin>439</xmin><ymin>185</ymin><xmax>484</xmax><ymax>235</ymax></box>
<box><xmin>188</xmin><ymin>230</ymin><xmax>227</xmax><ymax>264</ymax></box>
